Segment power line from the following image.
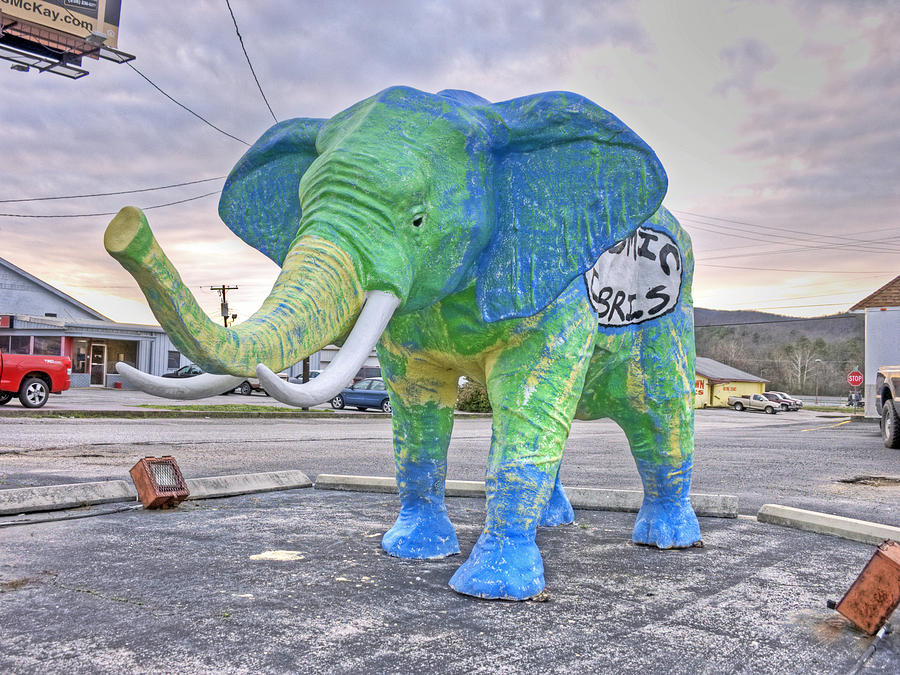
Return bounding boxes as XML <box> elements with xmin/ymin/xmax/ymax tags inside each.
<box><xmin>224</xmin><ymin>0</ymin><xmax>277</xmax><ymax>123</ymax></box>
<box><xmin>697</xmin><ymin>263</ymin><xmax>885</xmax><ymax>275</ymax></box>
<box><xmin>0</xmin><ymin>177</ymin><xmax>226</xmax><ymax>204</ymax></box>
<box><xmin>0</xmin><ymin>191</ymin><xmax>219</xmax><ymax>218</ymax></box>
<box><xmin>682</xmin><ymin>217</ymin><xmax>900</xmax><ymax>257</ymax></box>
<box><xmin>672</xmin><ymin>209</ymin><xmax>898</xmax><ymax>247</ymax></box>
<box><xmin>712</xmin><ymin>301</ymin><xmax>856</xmax><ymax>311</ymax></box>
<box><xmin>697</xmin><ymin>315</ymin><xmax>860</xmax><ymax>328</ymax></box>
<box><xmin>125</xmin><ymin>62</ymin><xmax>250</xmax><ymax>146</ymax></box>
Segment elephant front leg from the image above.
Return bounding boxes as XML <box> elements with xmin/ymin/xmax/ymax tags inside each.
<box><xmin>449</xmin><ymin>297</ymin><xmax>596</xmax><ymax>599</ymax></box>
<box><xmin>379</xmin><ymin>352</ymin><xmax>460</xmax><ymax>560</ymax></box>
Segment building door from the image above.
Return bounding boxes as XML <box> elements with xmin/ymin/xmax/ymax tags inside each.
<box><xmin>90</xmin><ymin>343</ymin><xmax>107</xmax><ymax>386</ymax></box>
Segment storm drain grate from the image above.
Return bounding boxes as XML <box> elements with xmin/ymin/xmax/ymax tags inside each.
<box><xmin>129</xmin><ymin>456</ymin><xmax>190</xmax><ymax>509</ymax></box>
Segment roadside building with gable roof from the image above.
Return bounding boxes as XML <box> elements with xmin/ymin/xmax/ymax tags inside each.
<box><xmin>693</xmin><ymin>356</ymin><xmax>768</xmax><ymax>408</ymax></box>
<box><xmin>0</xmin><ymin>256</ymin><xmax>184</xmax><ymax>388</ymax></box>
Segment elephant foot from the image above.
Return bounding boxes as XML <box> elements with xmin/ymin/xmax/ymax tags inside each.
<box><xmin>448</xmin><ymin>531</ymin><xmax>544</xmax><ymax>600</ymax></box>
<box><xmin>382</xmin><ymin>507</ymin><xmax>460</xmax><ymax>560</ymax></box>
<box><xmin>539</xmin><ymin>477</ymin><xmax>574</xmax><ymax>527</ymax></box>
<box><xmin>632</xmin><ymin>498</ymin><xmax>701</xmax><ymax>549</ymax></box>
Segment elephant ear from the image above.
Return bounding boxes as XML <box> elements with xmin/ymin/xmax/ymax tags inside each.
<box><xmin>218</xmin><ymin>117</ymin><xmax>325</xmax><ymax>266</ymax></box>
<box><xmin>476</xmin><ymin>92</ymin><xmax>668</xmax><ymax>322</ymax></box>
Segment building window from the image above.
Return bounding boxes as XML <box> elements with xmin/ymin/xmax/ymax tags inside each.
<box><xmin>168</xmin><ymin>350</ymin><xmax>181</xmax><ymax>369</ymax></box>
<box><xmin>105</xmin><ymin>340</ymin><xmax>138</xmax><ymax>374</ymax></box>
<box><xmin>10</xmin><ymin>335</ymin><xmax>31</xmax><ymax>354</ymax></box>
<box><xmin>34</xmin><ymin>336</ymin><xmax>62</xmax><ymax>355</ymax></box>
<box><xmin>72</xmin><ymin>339</ymin><xmax>89</xmax><ymax>374</ymax></box>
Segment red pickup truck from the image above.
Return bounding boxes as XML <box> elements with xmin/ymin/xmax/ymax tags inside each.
<box><xmin>0</xmin><ymin>352</ymin><xmax>71</xmax><ymax>408</ymax></box>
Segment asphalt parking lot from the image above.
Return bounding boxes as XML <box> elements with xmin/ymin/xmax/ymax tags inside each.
<box><xmin>0</xmin><ymin>390</ymin><xmax>897</xmax><ymax>673</ymax></box>
<box><xmin>2</xmin><ymin>489</ymin><xmax>898</xmax><ymax>674</ymax></box>
<box><xmin>0</xmin><ymin>389</ymin><xmax>896</xmax><ymax>525</ymax></box>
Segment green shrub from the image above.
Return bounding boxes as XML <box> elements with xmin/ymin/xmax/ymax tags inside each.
<box><xmin>456</xmin><ymin>379</ymin><xmax>492</xmax><ymax>412</ymax></box>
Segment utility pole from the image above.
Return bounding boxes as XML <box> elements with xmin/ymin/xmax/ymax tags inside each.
<box><xmin>210</xmin><ymin>285</ymin><xmax>239</xmax><ymax>327</ymax></box>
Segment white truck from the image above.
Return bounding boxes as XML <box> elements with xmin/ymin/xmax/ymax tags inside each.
<box><xmin>728</xmin><ymin>393</ymin><xmax>777</xmax><ymax>414</ymax></box>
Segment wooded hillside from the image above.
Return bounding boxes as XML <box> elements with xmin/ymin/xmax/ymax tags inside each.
<box><xmin>695</xmin><ymin>308</ymin><xmax>864</xmax><ymax>396</ymax></box>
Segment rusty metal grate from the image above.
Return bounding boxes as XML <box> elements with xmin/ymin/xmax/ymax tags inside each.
<box><xmin>129</xmin><ymin>456</ymin><xmax>189</xmax><ymax>509</ymax></box>
<box><xmin>834</xmin><ymin>539</ymin><xmax>900</xmax><ymax>635</ymax></box>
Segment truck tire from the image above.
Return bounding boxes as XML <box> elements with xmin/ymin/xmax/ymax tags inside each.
<box><xmin>765</xmin><ymin>405</ymin><xmax>775</xmax><ymax>414</ymax></box>
<box><xmin>882</xmin><ymin>402</ymin><xmax>900</xmax><ymax>449</ymax></box>
<box><xmin>239</xmin><ymin>381</ymin><xmax>252</xmax><ymax>396</ymax></box>
<box><xmin>0</xmin><ymin>391</ymin><xmax>12</xmax><ymax>405</ymax></box>
<box><xmin>733</xmin><ymin>402</ymin><xmax>744</xmax><ymax>411</ymax></box>
<box><xmin>780</xmin><ymin>403</ymin><xmax>789</xmax><ymax>412</ymax></box>
<box><xmin>19</xmin><ymin>377</ymin><xmax>50</xmax><ymax>408</ymax></box>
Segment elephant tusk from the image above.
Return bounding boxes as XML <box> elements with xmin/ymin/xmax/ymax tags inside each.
<box><xmin>257</xmin><ymin>290</ymin><xmax>401</xmax><ymax>407</ymax></box>
<box><xmin>115</xmin><ymin>363</ymin><xmax>245</xmax><ymax>400</ymax></box>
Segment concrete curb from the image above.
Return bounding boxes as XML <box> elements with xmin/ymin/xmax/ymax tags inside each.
<box><xmin>757</xmin><ymin>504</ymin><xmax>900</xmax><ymax>545</ymax></box>
<box><xmin>0</xmin><ymin>470</ymin><xmax>313</xmax><ymax>516</ymax></box>
<box><xmin>185</xmin><ymin>470</ymin><xmax>312</xmax><ymax>500</ymax></box>
<box><xmin>314</xmin><ymin>474</ymin><xmax>739</xmax><ymax>518</ymax></box>
<box><xmin>847</xmin><ymin>415</ymin><xmax>881</xmax><ymax>425</ymax></box>
<box><xmin>0</xmin><ymin>480</ymin><xmax>137</xmax><ymax>516</ymax></box>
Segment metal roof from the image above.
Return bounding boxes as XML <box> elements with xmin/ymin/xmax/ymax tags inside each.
<box><xmin>696</xmin><ymin>356</ymin><xmax>767</xmax><ymax>383</ymax></box>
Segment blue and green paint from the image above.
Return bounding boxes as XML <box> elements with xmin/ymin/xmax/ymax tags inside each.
<box><xmin>106</xmin><ymin>86</ymin><xmax>699</xmax><ymax>600</ymax></box>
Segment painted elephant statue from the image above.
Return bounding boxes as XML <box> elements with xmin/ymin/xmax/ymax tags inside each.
<box><xmin>105</xmin><ymin>86</ymin><xmax>700</xmax><ymax>600</ymax></box>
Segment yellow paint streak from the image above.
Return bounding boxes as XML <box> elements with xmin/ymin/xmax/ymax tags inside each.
<box><xmin>801</xmin><ymin>420</ymin><xmax>851</xmax><ymax>432</ymax></box>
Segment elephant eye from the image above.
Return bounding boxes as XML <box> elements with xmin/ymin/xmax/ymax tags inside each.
<box><xmin>412</xmin><ymin>216</ymin><xmax>424</xmax><ymax>228</ymax></box>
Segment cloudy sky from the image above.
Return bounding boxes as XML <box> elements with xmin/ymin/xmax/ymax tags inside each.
<box><xmin>1</xmin><ymin>0</ymin><xmax>898</xmax><ymax>324</ymax></box>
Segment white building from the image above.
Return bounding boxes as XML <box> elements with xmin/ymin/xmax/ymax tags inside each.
<box><xmin>849</xmin><ymin>274</ymin><xmax>900</xmax><ymax>418</ymax></box>
<box><xmin>0</xmin><ymin>256</ymin><xmax>188</xmax><ymax>387</ymax></box>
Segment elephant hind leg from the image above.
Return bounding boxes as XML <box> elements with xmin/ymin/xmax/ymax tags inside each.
<box><xmin>584</xmin><ymin>323</ymin><xmax>700</xmax><ymax>549</ymax></box>
<box><xmin>539</xmin><ymin>470</ymin><xmax>575</xmax><ymax>527</ymax></box>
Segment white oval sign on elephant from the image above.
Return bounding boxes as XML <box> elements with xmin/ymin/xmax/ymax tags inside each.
<box><xmin>584</xmin><ymin>226</ymin><xmax>683</xmax><ymax>327</ymax></box>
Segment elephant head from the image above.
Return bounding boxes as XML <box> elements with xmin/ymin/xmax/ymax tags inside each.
<box><xmin>106</xmin><ymin>86</ymin><xmax>667</xmax><ymax>402</ymax></box>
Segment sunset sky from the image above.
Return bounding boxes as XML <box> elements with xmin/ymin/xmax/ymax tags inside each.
<box><xmin>1</xmin><ymin>0</ymin><xmax>897</xmax><ymax>325</ymax></box>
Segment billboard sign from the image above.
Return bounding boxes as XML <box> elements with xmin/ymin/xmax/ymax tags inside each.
<box><xmin>1</xmin><ymin>0</ymin><xmax>121</xmax><ymax>48</ymax></box>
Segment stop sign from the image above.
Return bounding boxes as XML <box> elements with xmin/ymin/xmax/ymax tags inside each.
<box><xmin>848</xmin><ymin>370</ymin><xmax>863</xmax><ymax>387</ymax></box>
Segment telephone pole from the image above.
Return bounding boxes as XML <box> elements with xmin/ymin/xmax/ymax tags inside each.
<box><xmin>210</xmin><ymin>285</ymin><xmax>239</xmax><ymax>327</ymax></box>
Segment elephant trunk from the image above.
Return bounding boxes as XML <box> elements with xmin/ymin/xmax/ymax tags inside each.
<box><xmin>104</xmin><ymin>206</ymin><xmax>365</xmax><ymax>377</ymax></box>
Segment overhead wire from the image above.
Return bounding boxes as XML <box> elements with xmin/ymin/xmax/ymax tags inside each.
<box><xmin>0</xmin><ymin>191</ymin><xmax>219</xmax><ymax>218</ymax></box>
<box><xmin>0</xmin><ymin>177</ymin><xmax>226</xmax><ymax>204</ymax></box>
<box><xmin>697</xmin><ymin>315</ymin><xmax>860</xmax><ymax>327</ymax></box>
<box><xmin>681</xmin><ymin>216</ymin><xmax>900</xmax><ymax>257</ymax></box>
<box><xmin>224</xmin><ymin>0</ymin><xmax>278</xmax><ymax>123</ymax></box>
<box><xmin>125</xmin><ymin>62</ymin><xmax>250</xmax><ymax>146</ymax></box>
<box><xmin>672</xmin><ymin>209</ymin><xmax>896</xmax><ymax>246</ymax></box>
